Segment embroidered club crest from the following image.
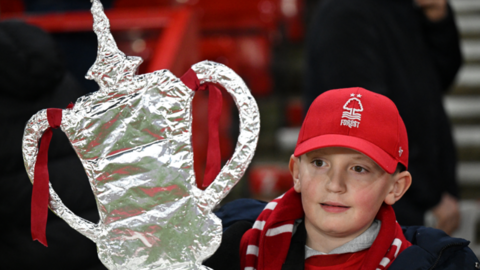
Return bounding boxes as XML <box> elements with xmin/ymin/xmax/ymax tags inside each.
<box><xmin>340</xmin><ymin>93</ymin><xmax>363</xmax><ymax>128</ymax></box>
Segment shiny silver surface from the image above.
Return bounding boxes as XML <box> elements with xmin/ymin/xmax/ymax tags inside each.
<box><xmin>22</xmin><ymin>0</ymin><xmax>260</xmax><ymax>269</ymax></box>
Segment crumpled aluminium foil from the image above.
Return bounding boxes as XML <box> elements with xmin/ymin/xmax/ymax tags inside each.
<box><xmin>22</xmin><ymin>0</ymin><xmax>260</xmax><ymax>269</ymax></box>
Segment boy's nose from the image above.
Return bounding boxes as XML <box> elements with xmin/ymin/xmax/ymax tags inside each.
<box><xmin>325</xmin><ymin>169</ymin><xmax>347</xmax><ymax>193</ymax></box>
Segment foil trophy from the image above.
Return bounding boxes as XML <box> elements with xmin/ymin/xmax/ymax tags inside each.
<box><xmin>22</xmin><ymin>0</ymin><xmax>260</xmax><ymax>269</ymax></box>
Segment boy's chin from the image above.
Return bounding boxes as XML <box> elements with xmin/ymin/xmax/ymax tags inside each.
<box><xmin>311</xmin><ymin>220</ymin><xmax>371</xmax><ymax>239</ymax></box>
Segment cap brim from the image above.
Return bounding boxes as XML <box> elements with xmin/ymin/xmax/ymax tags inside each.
<box><xmin>294</xmin><ymin>134</ymin><xmax>398</xmax><ymax>174</ymax></box>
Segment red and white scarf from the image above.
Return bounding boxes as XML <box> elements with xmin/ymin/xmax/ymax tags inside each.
<box><xmin>240</xmin><ymin>188</ymin><xmax>411</xmax><ymax>270</ymax></box>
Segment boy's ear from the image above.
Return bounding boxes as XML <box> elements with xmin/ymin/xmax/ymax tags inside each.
<box><xmin>384</xmin><ymin>171</ymin><xmax>412</xmax><ymax>205</ymax></box>
<box><xmin>289</xmin><ymin>155</ymin><xmax>301</xmax><ymax>193</ymax></box>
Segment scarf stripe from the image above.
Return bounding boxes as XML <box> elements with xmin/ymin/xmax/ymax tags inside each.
<box><xmin>253</xmin><ymin>221</ymin><xmax>266</xmax><ymax>230</ymax></box>
<box><xmin>240</xmin><ymin>188</ymin><xmax>411</xmax><ymax>270</ymax></box>
<box><xmin>266</xmin><ymin>224</ymin><xmax>294</xmax><ymax>236</ymax></box>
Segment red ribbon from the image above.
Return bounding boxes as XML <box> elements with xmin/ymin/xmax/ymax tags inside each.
<box><xmin>31</xmin><ymin>108</ymin><xmax>62</xmax><ymax>247</ymax></box>
<box><xmin>181</xmin><ymin>69</ymin><xmax>223</xmax><ymax>189</ymax></box>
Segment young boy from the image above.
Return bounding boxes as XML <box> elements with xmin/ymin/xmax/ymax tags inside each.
<box><xmin>203</xmin><ymin>87</ymin><xmax>479</xmax><ymax>270</ymax></box>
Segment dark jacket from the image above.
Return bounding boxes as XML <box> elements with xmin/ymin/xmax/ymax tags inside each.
<box><xmin>282</xmin><ymin>222</ymin><xmax>479</xmax><ymax>270</ymax></box>
<box><xmin>393</xmin><ymin>226</ymin><xmax>478</xmax><ymax>270</ymax></box>
<box><xmin>305</xmin><ymin>0</ymin><xmax>462</xmax><ymax>225</ymax></box>
<box><xmin>204</xmin><ymin>199</ymin><xmax>479</xmax><ymax>270</ymax></box>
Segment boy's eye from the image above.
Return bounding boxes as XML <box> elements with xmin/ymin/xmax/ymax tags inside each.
<box><xmin>313</xmin><ymin>160</ymin><xmax>325</xmax><ymax>167</ymax></box>
<box><xmin>352</xmin><ymin>166</ymin><xmax>367</xmax><ymax>173</ymax></box>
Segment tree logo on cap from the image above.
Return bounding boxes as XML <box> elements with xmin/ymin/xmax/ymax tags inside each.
<box><xmin>341</xmin><ymin>93</ymin><xmax>363</xmax><ymax>128</ymax></box>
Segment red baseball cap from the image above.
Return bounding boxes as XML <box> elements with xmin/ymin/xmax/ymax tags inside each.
<box><xmin>294</xmin><ymin>87</ymin><xmax>408</xmax><ymax>174</ymax></box>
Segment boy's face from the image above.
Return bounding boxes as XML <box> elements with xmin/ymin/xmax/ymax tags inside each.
<box><xmin>289</xmin><ymin>147</ymin><xmax>410</xmax><ymax>246</ymax></box>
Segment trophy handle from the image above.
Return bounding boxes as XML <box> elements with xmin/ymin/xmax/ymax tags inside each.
<box><xmin>22</xmin><ymin>109</ymin><xmax>100</xmax><ymax>243</ymax></box>
<box><xmin>191</xmin><ymin>61</ymin><xmax>260</xmax><ymax>211</ymax></box>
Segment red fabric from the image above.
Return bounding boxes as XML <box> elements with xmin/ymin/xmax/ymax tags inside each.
<box><xmin>305</xmin><ymin>249</ymin><xmax>368</xmax><ymax>269</ymax></box>
<box><xmin>47</xmin><ymin>108</ymin><xmax>62</xmax><ymax>128</ymax></box>
<box><xmin>31</xmin><ymin>108</ymin><xmax>63</xmax><ymax>247</ymax></box>
<box><xmin>240</xmin><ymin>188</ymin><xmax>411</xmax><ymax>270</ymax></box>
<box><xmin>294</xmin><ymin>87</ymin><xmax>408</xmax><ymax>174</ymax></box>
<box><xmin>180</xmin><ymin>69</ymin><xmax>222</xmax><ymax>188</ymax></box>
<box><xmin>306</xmin><ymin>251</ymin><xmax>361</xmax><ymax>267</ymax></box>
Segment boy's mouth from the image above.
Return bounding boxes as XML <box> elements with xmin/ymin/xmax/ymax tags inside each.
<box><xmin>320</xmin><ymin>203</ymin><xmax>349</xmax><ymax>208</ymax></box>
<box><xmin>320</xmin><ymin>202</ymin><xmax>350</xmax><ymax>213</ymax></box>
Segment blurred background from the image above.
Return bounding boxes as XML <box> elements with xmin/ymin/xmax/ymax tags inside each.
<box><xmin>1</xmin><ymin>0</ymin><xmax>480</xmax><ymax>267</ymax></box>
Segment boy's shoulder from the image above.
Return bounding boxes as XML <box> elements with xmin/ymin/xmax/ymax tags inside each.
<box><xmin>214</xmin><ymin>198</ymin><xmax>268</xmax><ymax>231</ymax></box>
<box><xmin>390</xmin><ymin>225</ymin><xmax>479</xmax><ymax>269</ymax></box>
